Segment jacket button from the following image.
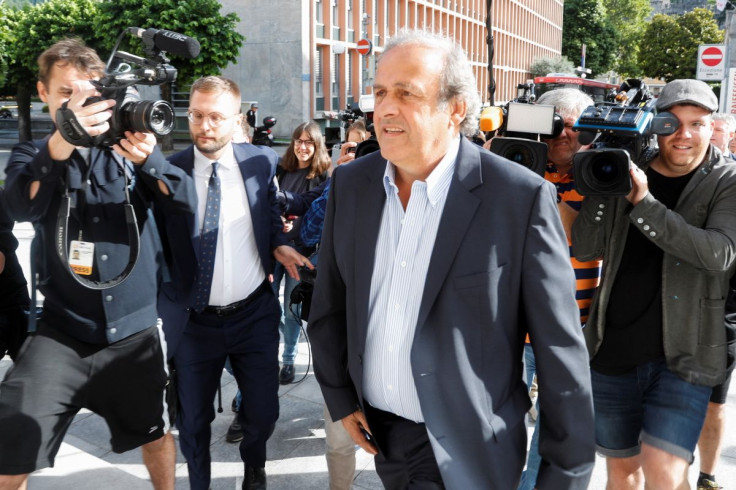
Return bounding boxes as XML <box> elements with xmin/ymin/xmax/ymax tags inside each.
<box><xmin>105</xmin><ymin>295</ymin><xmax>113</xmax><ymax>302</ymax></box>
<box><xmin>643</xmin><ymin>225</ymin><xmax>650</xmax><ymax>231</ymax></box>
<box><xmin>109</xmin><ymin>327</ymin><xmax>117</xmax><ymax>334</ymax></box>
<box><xmin>637</xmin><ymin>218</ymin><xmax>644</xmax><ymax>224</ymax></box>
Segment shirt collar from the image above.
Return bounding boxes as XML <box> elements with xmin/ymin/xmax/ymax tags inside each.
<box><xmin>193</xmin><ymin>142</ymin><xmax>237</xmax><ymax>173</ymax></box>
<box><xmin>382</xmin><ymin>135</ymin><xmax>460</xmax><ymax>206</ymax></box>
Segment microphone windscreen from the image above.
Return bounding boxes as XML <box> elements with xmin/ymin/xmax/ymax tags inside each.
<box><xmin>479</xmin><ymin>106</ymin><xmax>504</xmax><ymax>132</ymax></box>
<box><xmin>154</xmin><ymin>30</ymin><xmax>201</xmax><ymax>58</ymax></box>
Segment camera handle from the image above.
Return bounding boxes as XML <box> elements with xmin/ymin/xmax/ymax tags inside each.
<box><xmin>55</xmin><ymin>161</ymin><xmax>141</xmax><ymax>290</ymax></box>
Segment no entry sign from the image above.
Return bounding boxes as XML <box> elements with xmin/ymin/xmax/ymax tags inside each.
<box><xmin>357</xmin><ymin>38</ymin><xmax>372</xmax><ymax>56</ymax></box>
<box><xmin>697</xmin><ymin>44</ymin><xmax>726</xmax><ymax>81</ymax></box>
<box><xmin>702</xmin><ymin>46</ymin><xmax>724</xmax><ymax>66</ymax></box>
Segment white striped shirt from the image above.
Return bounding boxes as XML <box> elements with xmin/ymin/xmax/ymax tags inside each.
<box><xmin>362</xmin><ymin>136</ymin><xmax>460</xmax><ymax>423</ymax></box>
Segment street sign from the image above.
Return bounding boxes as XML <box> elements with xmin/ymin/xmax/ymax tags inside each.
<box><xmin>357</xmin><ymin>38</ymin><xmax>372</xmax><ymax>56</ymax></box>
<box><xmin>697</xmin><ymin>44</ymin><xmax>726</xmax><ymax>81</ymax></box>
<box><xmin>721</xmin><ymin>68</ymin><xmax>736</xmax><ymax>114</ymax></box>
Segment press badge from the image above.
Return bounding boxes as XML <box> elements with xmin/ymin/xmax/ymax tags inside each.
<box><xmin>69</xmin><ymin>240</ymin><xmax>95</xmax><ymax>275</ymax></box>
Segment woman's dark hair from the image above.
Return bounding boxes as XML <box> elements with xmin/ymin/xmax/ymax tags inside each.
<box><xmin>281</xmin><ymin>121</ymin><xmax>331</xmax><ymax>179</ymax></box>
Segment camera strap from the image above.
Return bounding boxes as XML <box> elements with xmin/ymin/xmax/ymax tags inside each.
<box><xmin>55</xmin><ymin>152</ymin><xmax>140</xmax><ymax>290</ymax></box>
<box><xmin>56</xmin><ymin>101</ymin><xmax>100</xmax><ymax>148</ymax></box>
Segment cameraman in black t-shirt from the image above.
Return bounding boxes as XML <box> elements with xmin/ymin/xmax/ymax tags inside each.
<box><xmin>573</xmin><ymin>79</ymin><xmax>736</xmax><ymax>489</ymax></box>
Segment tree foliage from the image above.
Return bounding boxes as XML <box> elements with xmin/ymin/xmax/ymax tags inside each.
<box><xmin>94</xmin><ymin>0</ymin><xmax>245</xmax><ymax>89</ymax></box>
<box><xmin>639</xmin><ymin>8</ymin><xmax>724</xmax><ymax>81</ymax></box>
<box><xmin>0</xmin><ymin>2</ymin><xmax>10</xmax><ymax>89</ymax></box>
<box><xmin>601</xmin><ymin>0</ymin><xmax>651</xmax><ymax>77</ymax></box>
<box><xmin>1</xmin><ymin>0</ymin><xmax>244</xmax><ymax>144</ymax></box>
<box><xmin>562</xmin><ymin>0</ymin><xmax>618</xmax><ymax>77</ymax></box>
<box><xmin>530</xmin><ymin>55</ymin><xmax>575</xmax><ymax>77</ymax></box>
<box><xmin>1</xmin><ymin>0</ymin><xmax>103</xmax><ymax>140</ymax></box>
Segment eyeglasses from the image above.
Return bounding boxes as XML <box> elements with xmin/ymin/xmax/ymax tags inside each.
<box><xmin>187</xmin><ymin>110</ymin><xmax>239</xmax><ymax>128</ymax></box>
<box><xmin>294</xmin><ymin>139</ymin><xmax>315</xmax><ymax>148</ymax></box>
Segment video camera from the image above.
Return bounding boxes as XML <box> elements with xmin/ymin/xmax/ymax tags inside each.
<box><xmin>353</xmin><ymin>94</ymin><xmax>380</xmax><ymax>159</ymax></box>
<box><xmin>482</xmin><ymin>83</ymin><xmax>564</xmax><ymax>176</ymax></box>
<box><xmin>57</xmin><ymin>27</ymin><xmax>201</xmax><ymax>149</ymax></box>
<box><xmin>572</xmin><ymin>79</ymin><xmax>679</xmax><ymax>195</ymax></box>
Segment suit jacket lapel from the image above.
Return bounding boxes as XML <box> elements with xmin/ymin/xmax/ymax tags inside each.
<box><xmin>415</xmin><ymin>138</ymin><xmax>482</xmax><ymax>332</ymax></box>
<box><xmin>354</xmin><ymin>157</ymin><xmax>387</xmax><ymax>350</ymax></box>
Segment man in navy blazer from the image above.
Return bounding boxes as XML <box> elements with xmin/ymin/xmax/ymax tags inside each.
<box><xmin>157</xmin><ymin>76</ymin><xmax>310</xmax><ymax>490</ymax></box>
<box><xmin>308</xmin><ymin>30</ymin><xmax>595</xmax><ymax>489</ymax></box>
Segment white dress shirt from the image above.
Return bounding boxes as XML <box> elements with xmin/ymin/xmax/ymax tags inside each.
<box><xmin>362</xmin><ymin>136</ymin><xmax>460</xmax><ymax>423</ymax></box>
<box><xmin>193</xmin><ymin>144</ymin><xmax>264</xmax><ymax>306</ymax></box>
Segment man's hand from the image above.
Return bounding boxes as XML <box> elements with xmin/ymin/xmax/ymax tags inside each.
<box><xmin>626</xmin><ymin>165</ymin><xmax>649</xmax><ymax>205</ymax></box>
<box><xmin>273</xmin><ymin>245</ymin><xmax>313</xmax><ymax>280</ymax></box>
<box><xmin>341</xmin><ymin>410</ymin><xmax>378</xmax><ymax>455</ymax></box>
<box><xmin>112</xmin><ymin>131</ymin><xmax>156</xmax><ymax>166</ymax></box>
<box><xmin>336</xmin><ymin>142</ymin><xmax>358</xmax><ymax>165</ymax></box>
<box><xmin>48</xmin><ymin>80</ymin><xmax>115</xmax><ymax>162</ymax></box>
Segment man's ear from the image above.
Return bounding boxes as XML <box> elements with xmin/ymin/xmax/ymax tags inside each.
<box><xmin>449</xmin><ymin>98</ymin><xmax>467</xmax><ymax>129</ymax></box>
<box><xmin>37</xmin><ymin>81</ymin><xmax>48</xmax><ymax>103</ymax></box>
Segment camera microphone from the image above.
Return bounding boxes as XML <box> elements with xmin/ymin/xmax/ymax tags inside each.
<box><xmin>128</xmin><ymin>27</ymin><xmax>201</xmax><ymax>59</ymax></box>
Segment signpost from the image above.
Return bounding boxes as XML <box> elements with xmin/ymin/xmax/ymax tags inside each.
<box><xmin>697</xmin><ymin>44</ymin><xmax>726</xmax><ymax>81</ymax></box>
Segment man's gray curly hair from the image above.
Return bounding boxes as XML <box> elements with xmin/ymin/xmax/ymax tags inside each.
<box><xmin>380</xmin><ymin>29</ymin><xmax>481</xmax><ymax>137</ymax></box>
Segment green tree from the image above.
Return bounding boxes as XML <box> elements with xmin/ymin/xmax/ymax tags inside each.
<box><xmin>601</xmin><ymin>0</ymin><xmax>651</xmax><ymax>77</ymax></box>
<box><xmin>639</xmin><ymin>8</ymin><xmax>724</xmax><ymax>81</ymax></box>
<box><xmin>94</xmin><ymin>0</ymin><xmax>245</xmax><ymax>149</ymax></box>
<box><xmin>0</xmin><ymin>2</ymin><xmax>10</xmax><ymax>90</ymax></box>
<box><xmin>530</xmin><ymin>55</ymin><xmax>575</xmax><ymax>77</ymax></box>
<box><xmin>562</xmin><ymin>0</ymin><xmax>618</xmax><ymax>77</ymax></box>
<box><xmin>1</xmin><ymin>0</ymin><xmax>103</xmax><ymax>141</ymax></box>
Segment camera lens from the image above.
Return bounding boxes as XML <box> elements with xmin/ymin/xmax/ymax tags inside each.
<box><xmin>504</xmin><ymin>144</ymin><xmax>534</xmax><ymax>168</ymax></box>
<box><xmin>121</xmin><ymin>100</ymin><xmax>175</xmax><ymax>136</ymax></box>
<box><xmin>590</xmin><ymin>154</ymin><xmax>621</xmax><ymax>184</ymax></box>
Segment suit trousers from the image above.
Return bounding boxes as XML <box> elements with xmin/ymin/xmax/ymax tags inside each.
<box><xmin>324</xmin><ymin>403</ymin><xmax>357</xmax><ymax>490</ymax></box>
<box><xmin>363</xmin><ymin>403</ymin><xmax>445</xmax><ymax>490</ymax></box>
<box><xmin>174</xmin><ymin>288</ymin><xmax>281</xmax><ymax>490</ymax></box>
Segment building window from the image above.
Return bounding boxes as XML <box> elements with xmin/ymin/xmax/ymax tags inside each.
<box><xmin>316</xmin><ymin>47</ymin><xmax>324</xmax><ymax>111</ymax></box>
<box><xmin>347</xmin><ymin>51</ymin><xmax>353</xmax><ymax>98</ymax></box>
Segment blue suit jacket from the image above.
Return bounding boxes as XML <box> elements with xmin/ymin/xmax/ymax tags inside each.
<box><xmin>157</xmin><ymin>142</ymin><xmax>286</xmax><ymax>357</ymax></box>
<box><xmin>308</xmin><ymin>137</ymin><xmax>595</xmax><ymax>489</ymax></box>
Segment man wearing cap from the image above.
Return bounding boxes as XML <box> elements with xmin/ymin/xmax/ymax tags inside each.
<box><xmin>573</xmin><ymin>79</ymin><xmax>736</xmax><ymax>488</ymax></box>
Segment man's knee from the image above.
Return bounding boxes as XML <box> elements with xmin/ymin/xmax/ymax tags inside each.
<box><xmin>640</xmin><ymin>443</ymin><xmax>689</xmax><ymax>488</ymax></box>
<box><xmin>0</xmin><ymin>474</ymin><xmax>29</xmax><ymax>490</ymax></box>
<box><xmin>142</xmin><ymin>431</ymin><xmax>173</xmax><ymax>453</ymax></box>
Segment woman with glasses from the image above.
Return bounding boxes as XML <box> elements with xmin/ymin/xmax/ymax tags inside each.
<box><xmin>273</xmin><ymin>121</ymin><xmax>330</xmax><ymax>384</ymax></box>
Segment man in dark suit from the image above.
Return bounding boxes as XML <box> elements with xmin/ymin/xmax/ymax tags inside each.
<box><xmin>308</xmin><ymin>30</ymin><xmax>595</xmax><ymax>489</ymax></box>
<box><xmin>157</xmin><ymin>76</ymin><xmax>310</xmax><ymax>490</ymax></box>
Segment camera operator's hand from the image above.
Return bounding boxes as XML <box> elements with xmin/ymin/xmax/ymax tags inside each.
<box><xmin>626</xmin><ymin>165</ymin><xmax>649</xmax><ymax>206</ymax></box>
<box><xmin>113</xmin><ymin>131</ymin><xmax>156</xmax><ymax>165</ymax></box>
<box><xmin>48</xmin><ymin>80</ymin><xmax>115</xmax><ymax>161</ymax></box>
<box><xmin>336</xmin><ymin>142</ymin><xmax>358</xmax><ymax>165</ymax></box>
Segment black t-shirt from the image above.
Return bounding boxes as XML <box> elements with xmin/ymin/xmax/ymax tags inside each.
<box><xmin>592</xmin><ymin>165</ymin><xmax>695</xmax><ymax>374</ymax></box>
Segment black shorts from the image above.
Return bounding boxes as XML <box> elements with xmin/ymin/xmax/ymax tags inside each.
<box><xmin>0</xmin><ymin>321</ymin><xmax>170</xmax><ymax>474</ymax></box>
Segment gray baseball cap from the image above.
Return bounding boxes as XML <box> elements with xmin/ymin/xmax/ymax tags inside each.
<box><xmin>656</xmin><ymin>79</ymin><xmax>718</xmax><ymax>112</ymax></box>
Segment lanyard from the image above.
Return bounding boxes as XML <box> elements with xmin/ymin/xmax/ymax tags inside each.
<box><xmin>55</xmin><ymin>150</ymin><xmax>140</xmax><ymax>290</ymax></box>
